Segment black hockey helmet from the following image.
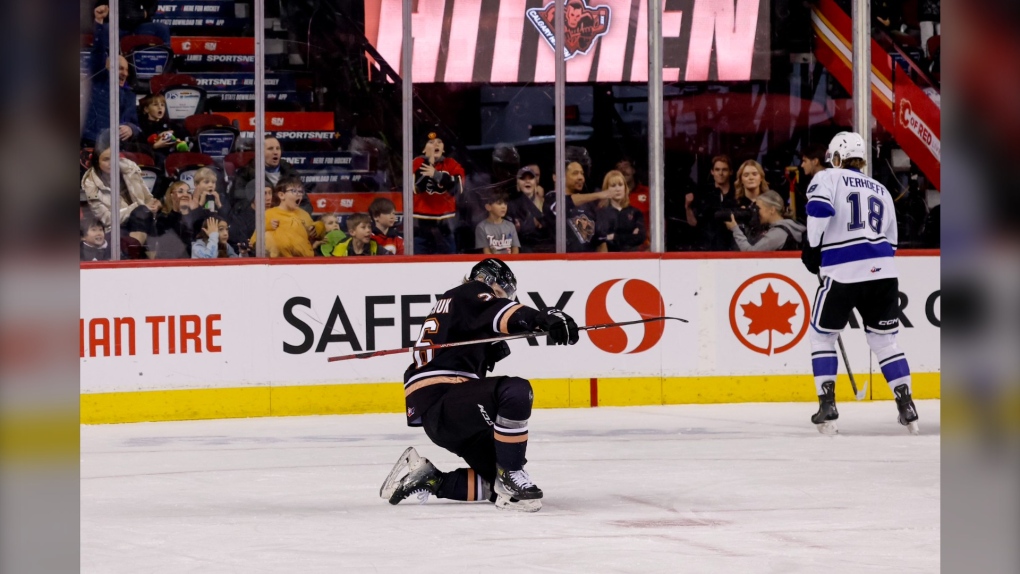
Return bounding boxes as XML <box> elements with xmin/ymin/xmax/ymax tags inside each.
<box><xmin>469</xmin><ymin>258</ymin><xmax>517</xmax><ymax>300</ymax></box>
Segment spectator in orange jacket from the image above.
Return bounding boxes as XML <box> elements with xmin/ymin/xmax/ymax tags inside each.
<box><xmin>254</xmin><ymin>177</ymin><xmax>317</xmax><ymax>257</ymax></box>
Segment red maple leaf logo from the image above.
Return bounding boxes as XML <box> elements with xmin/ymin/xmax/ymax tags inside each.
<box><xmin>740</xmin><ymin>283</ymin><xmax>799</xmax><ymax>355</ymax></box>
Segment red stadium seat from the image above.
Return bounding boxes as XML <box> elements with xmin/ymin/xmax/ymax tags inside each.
<box><xmin>122</xmin><ymin>35</ymin><xmax>174</xmax><ymax>82</ymax></box>
<box><xmin>184</xmin><ymin>114</ymin><xmax>234</xmax><ymax>136</ymax></box>
<box><xmin>121</xmin><ymin>34</ymin><xmax>166</xmax><ymax>53</ymax></box>
<box><xmin>164</xmin><ymin>152</ymin><xmax>216</xmax><ymax>179</ymax></box>
<box><xmin>149</xmin><ymin>73</ymin><xmax>198</xmax><ymax>96</ymax></box>
<box><xmin>120</xmin><ymin>151</ymin><xmax>156</xmax><ymax>167</ymax></box>
<box><xmin>185</xmin><ymin>114</ymin><xmax>240</xmax><ymax>159</ymax></box>
<box><xmin>149</xmin><ymin>74</ymin><xmax>207</xmax><ymax>120</ymax></box>
<box><xmin>223</xmin><ymin>151</ymin><xmax>255</xmax><ymax>178</ymax></box>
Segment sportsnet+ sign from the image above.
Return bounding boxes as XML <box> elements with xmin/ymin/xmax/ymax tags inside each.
<box><xmin>221</xmin><ymin>112</ymin><xmax>340</xmax><ymax>141</ymax></box>
<box><xmin>190</xmin><ymin>72</ymin><xmax>312</xmax><ymax>103</ymax></box>
<box><xmin>154</xmin><ymin>0</ymin><xmax>247</xmax><ymax>30</ymax></box>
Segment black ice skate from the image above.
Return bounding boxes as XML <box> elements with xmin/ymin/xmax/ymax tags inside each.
<box><xmin>494</xmin><ymin>465</ymin><xmax>543</xmax><ymax>512</ymax></box>
<box><xmin>812</xmin><ymin>381</ymin><xmax>839</xmax><ymax>435</ymax></box>
<box><xmin>379</xmin><ymin>447</ymin><xmax>443</xmax><ymax>505</ymax></box>
<box><xmin>893</xmin><ymin>384</ymin><xmax>920</xmax><ymax>435</ymax></box>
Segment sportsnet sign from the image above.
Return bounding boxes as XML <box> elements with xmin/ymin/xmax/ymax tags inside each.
<box><xmin>220</xmin><ymin>112</ymin><xmax>340</xmax><ymax>141</ymax></box>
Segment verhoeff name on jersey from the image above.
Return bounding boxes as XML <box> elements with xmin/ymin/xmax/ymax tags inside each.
<box><xmin>806</xmin><ymin>168</ymin><xmax>898</xmax><ymax>284</ymax></box>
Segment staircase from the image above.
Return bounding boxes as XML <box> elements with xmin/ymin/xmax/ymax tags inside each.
<box><xmin>812</xmin><ymin>0</ymin><xmax>941</xmax><ymax>189</ymax></box>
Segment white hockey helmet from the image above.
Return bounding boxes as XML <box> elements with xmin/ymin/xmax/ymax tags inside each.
<box><xmin>826</xmin><ymin>131</ymin><xmax>867</xmax><ymax>167</ymax></box>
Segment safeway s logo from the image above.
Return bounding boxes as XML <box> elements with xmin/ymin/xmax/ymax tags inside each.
<box><xmin>585</xmin><ymin>279</ymin><xmax>664</xmax><ymax>354</ymax></box>
<box><xmin>729</xmin><ymin>273</ymin><xmax>809</xmax><ymax>355</ymax></box>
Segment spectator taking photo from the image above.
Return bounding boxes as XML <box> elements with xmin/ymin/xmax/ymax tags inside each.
<box><xmin>725</xmin><ymin>190</ymin><xmax>805</xmax><ymax>251</ymax></box>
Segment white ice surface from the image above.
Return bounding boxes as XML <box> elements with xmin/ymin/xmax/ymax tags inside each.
<box><xmin>81</xmin><ymin>401</ymin><xmax>940</xmax><ymax>573</ymax></box>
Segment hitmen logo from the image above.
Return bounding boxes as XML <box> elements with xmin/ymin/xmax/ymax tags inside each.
<box><xmin>527</xmin><ymin>0</ymin><xmax>611</xmax><ymax>61</ymax></box>
<box><xmin>585</xmin><ymin>279</ymin><xmax>664</xmax><ymax>354</ymax></box>
<box><xmin>729</xmin><ymin>273</ymin><xmax>809</xmax><ymax>356</ymax></box>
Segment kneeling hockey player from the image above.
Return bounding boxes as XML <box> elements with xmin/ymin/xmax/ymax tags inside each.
<box><xmin>380</xmin><ymin>258</ymin><xmax>579</xmax><ymax>512</ymax></box>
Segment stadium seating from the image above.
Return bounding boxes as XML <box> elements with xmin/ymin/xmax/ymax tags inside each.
<box><xmin>184</xmin><ymin>114</ymin><xmax>239</xmax><ymax>159</ymax></box>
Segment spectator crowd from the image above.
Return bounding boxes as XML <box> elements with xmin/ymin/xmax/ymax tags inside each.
<box><xmin>80</xmin><ymin>0</ymin><xmax>939</xmax><ymax>261</ymax></box>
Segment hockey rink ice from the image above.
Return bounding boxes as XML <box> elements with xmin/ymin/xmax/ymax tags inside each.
<box><xmin>81</xmin><ymin>401</ymin><xmax>940</xmax><ymax>573</ymax></box>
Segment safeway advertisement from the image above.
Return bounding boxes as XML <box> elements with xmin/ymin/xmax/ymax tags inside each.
<box><xmin>80</xmin><ymin>256</ymin><xmax>938</xmax><ymax>393</ymax></box>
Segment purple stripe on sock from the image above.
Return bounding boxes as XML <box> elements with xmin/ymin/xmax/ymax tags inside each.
<box><xmin>812</xmin><ymin>356</ymin><xmax>839</xmax><ymax>377</ymax></box>
<box><xmin>880</xmin><ymin>358</ymin><xmax>910</xmax><ymax>382</ymax></box>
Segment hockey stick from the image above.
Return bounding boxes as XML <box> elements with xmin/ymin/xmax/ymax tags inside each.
<box><xmin>326</xmin><ymin>316</ymin><xmax>687</xmax><ymax>362</ymax></box>
<box><xmin>817</xmin><ymin>275</ymin><xmax>868</xmax><ymax>401</ymax></box>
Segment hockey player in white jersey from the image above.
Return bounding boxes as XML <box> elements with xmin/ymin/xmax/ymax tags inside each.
<box><xmin>801</xmin><ymin>132</ymin><xmax>919</xmax><ymax>435</ymax></box>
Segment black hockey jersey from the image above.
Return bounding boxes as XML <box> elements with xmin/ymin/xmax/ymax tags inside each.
<box><xmin>403</xmin><ymin>280</ymin><xmax>540</xmax><ymax>426</ymax></box>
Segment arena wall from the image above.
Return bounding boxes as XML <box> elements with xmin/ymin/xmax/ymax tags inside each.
<box><xmin>80</xmin><ymin>253</ymin><xmax>940</xmax><ymax>423</ymax></box>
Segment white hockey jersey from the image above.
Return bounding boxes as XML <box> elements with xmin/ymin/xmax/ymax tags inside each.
<box><xmin>805</xmin><ymin>168</ymin><xmax>898</xmax><ymax>284</ymax></box>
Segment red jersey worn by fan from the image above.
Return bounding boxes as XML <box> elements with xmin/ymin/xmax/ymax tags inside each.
<box><xmin>629</xmin><ymin>184</ymin><xmax>650</xmax><ymax>228</ymax></box>
<box><xmin>372</xmin><ymin>225</ymin><xmax>405</xmax><ymax>255</ymax></box>
<box><xmin>412</xmin><ymin>155</ymin><xmax>465</xmax><ymax>219</ymax></box>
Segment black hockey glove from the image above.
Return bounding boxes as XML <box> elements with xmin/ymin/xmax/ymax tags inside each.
<box><xmin>484</xmin><ymin>341</ymin><xmax>511</xmax><ymax>373</ymax></box>
<box><xmin>535</xmin><ymin>308</ymin><xmax>579</xmax><ymax>346</ymax></box>
<box><xmin>801</xmin><ymin>239</ymin><xmax>822</xmax><ymax>275</ymax></box>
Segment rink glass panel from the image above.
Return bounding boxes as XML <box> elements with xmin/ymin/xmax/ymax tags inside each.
<box><xmin>80</xmin><ymin>0</ymin><xmax>946</xmax><ymax>260</ymax></box>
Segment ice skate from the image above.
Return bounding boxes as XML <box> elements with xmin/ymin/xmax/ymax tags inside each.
<box><xmin>811</xmin><ymin>381</ymin><xmax>839</xmax><ymax>435</ymax></box>
<box><xmin>893</xmin><ymin>384</ymin><xmax>920</xmax><ymax>435</ymax></box>
<box><xmin>493</xmin><ymin>465</ymin><xmax>543</xmax><ymax>512</ymax></box>
<box><xmin>379</xmin><ymin>447</ymin><xmax>443</xmax><ymax>505</ymax></box>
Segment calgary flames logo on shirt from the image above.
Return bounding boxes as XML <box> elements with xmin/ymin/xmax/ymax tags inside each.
<box><xmin>527</xmin><ymin>0</ymin><xmax>611</xmax><ymax>60</ymax></box>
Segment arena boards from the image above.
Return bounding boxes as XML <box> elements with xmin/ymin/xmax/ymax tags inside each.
<box><xmin>80</xmin><ymin>253</ymin><xmax>939</xmax><ymax>423</ymax></box>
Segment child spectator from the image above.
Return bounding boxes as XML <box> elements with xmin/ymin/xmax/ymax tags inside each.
<box><xmin>81</xmin><ymin>136</ymin><xmax>160</xmax><ymax>231</ymax></box>
<box><xmin>80</xmin><ymin>218</ymin><xmax>110</xmax><ymax>261</ymax></box>
<box><xmin>329</xmin><ymin>213</ymin><xmax>379</xmax><ymax>256</ymax></box>
<box><xmin>138</xmin><ymin>94</ymin><xmax>188</xmax><ymax>165</ymax></box>
<box><xmin>412</xmin><ymin>133</ymin><xmax>465</xmax><ymax>254</ymax></box>
<box><xmin>368</xmin><ymin>197</ymin><xmax>405</xmax><ymax>255</ymax></box>
<box><xmin>319</xmin><ymin>213</ymin><xmax>341</xmax><ymax>234</ymax></box>
<box><xmin>192</xmin><ymin>167</ymin><xmax>228</xmax><ymax>214</ymax></box>
<box><xmin>192</xmin><ymin>216</ymin><xmax>238</xmax><ymax>259</ymax></box>
<box><xmin>475</xmin><ymin>192</ymin><xmax>520</xmax><ymax>255</ymax></box>
<box><xmin>256</xmin><ymin>177</ymin><xmax>317</xmax><ymax>257</ymax></box>
<box><xmin>319</xmin><ymin>227</ymin><xmax>349</xmax><ymax>256</ymax></box>
<box><xmin>311</xmin><ymin>213</ymin><xmax>341</xmax><ymax>255</ymax></box>
<box><xmin>596</xmin><ymin>170</ymin><xmax>647</xmax><ymax>252</ymax></box>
